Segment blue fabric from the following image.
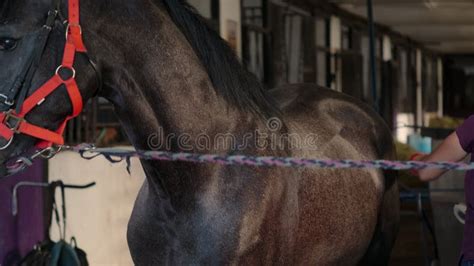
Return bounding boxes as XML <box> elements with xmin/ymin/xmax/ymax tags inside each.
<box><xmin>461</xmin><ymin>260</ymin><xmax>474</xmax><ymax>266</ymax></box>
<box><xmin>49</xmin><ymin>240</ymin><xmax>81</xmax><ymax>266</ymax></box>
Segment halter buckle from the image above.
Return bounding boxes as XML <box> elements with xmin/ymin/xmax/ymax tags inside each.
<box><xmin>0</xmin><ymin>94</ymin><xmax>15</xmax><ymax>106</ymax></box>
<box><xmin>65</xmin><ymin>23</ymin><xmax>82</xmax><ymax>41</ymax></box>
<box><xmin>4</xmin><ymin>110</ymin><xmax>24</xmax><ymax>133</ymax></box>
<box><xmin>36</xmin><ymin>145</ymin><xmax>62</xmax><ymax>159</ymax></box>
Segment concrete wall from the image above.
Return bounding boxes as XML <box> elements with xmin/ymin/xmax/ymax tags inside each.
<box><xmin>187</xmin><ymin>0</ymin><xmax>212</xmax><ymax>19</ymax></box>
<box><xmin>416</xmin><ymin>49</ymin><xmax>423</xmax><ymax>128</ymax></box>
<box><xmin>437</xmin><ymin>58</ymin><xmax>444</xmax><ymax>117</ymax></box>
<box><xmin>220</xmin><ymin>0</ymin><xmax>242</xmax><ymax>57</ymax></box>
<box><xmin>330</xmin><ymin>16</ymin><xmax>342</xmax><ymax>91</ymax></box>
<box><xmin>48</xmin><ymin>150</ymin><xmax>145</xmax><ymax>266</ymax></box>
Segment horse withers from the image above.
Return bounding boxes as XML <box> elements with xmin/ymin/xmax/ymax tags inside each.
<box><xmin>0</xmin><ymin>0</ymin><xmax>399</xmax><ymax>265</ymax></box>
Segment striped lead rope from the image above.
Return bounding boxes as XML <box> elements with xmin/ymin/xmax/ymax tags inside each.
<box><xmin>63</xmin><ymin>144</ymin><xmax>474</xmax><ymax>172</ymax></box>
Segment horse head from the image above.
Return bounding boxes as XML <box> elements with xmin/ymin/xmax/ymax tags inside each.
<box><xmin>0</xmin><ymin>0</ymin><xmax>100</xmax><ymax>176</ymax></box>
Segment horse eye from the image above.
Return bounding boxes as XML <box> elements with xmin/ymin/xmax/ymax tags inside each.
<box><xmin>0</xmin><ymin>38</ymin><xmax>18</xmax><ymax>51</ymax></box>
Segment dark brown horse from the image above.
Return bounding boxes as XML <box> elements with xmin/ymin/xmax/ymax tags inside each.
<box><xmin>0</xmin><ymin>0</ymin><xmax>399</xmax><ymax>264</ymax></box>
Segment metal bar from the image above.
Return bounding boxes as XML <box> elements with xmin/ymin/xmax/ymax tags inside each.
<box><xmin>417</xmin><ymin>193</ymin><xmax>430</xmax><ymax>266</ymax></box>
<box><xmin>263</xmin><ymin>0</ymin><xmax>273</xmax><ymax>86</ymax></box>
<box><xmin>11</xmin><ymin>181</ymin><xmax>96</xmax><ymax>216</ymax></box>
<box><xmin>63</xmin><ymin>182</ymin><xmax>96</xmax><ymax>189</ymax></box>
<box><xmin>367</xmin><ymin>0</ymin><xmax>379</xmax><ymax>112</ymax></box>
<box><xmin>12</xmin><ymin>181</ymin><xmax>50</xmax><ymax>216</ymax></box>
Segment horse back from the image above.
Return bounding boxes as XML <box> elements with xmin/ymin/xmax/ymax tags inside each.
<box><xmin>270</xmin><ymin>84</ymin><xmax>395</xmax><ymax>160</ymax></box>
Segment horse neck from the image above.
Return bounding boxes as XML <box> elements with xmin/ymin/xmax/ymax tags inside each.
<box><xmin>88</xmin><ymin>4</ymin><xmax>252</xmax><ymax>151</ymax></box>
<box><xmin>85</xmin><ymin>2</ymin><xmax>259</xmax><ymax>197</ymax></box>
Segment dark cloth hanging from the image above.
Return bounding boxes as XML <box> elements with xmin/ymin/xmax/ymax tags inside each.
<box><xmin>18</xmin><ymin>182</ymin><xmax>89</xmax><ymax>266</ymax></box>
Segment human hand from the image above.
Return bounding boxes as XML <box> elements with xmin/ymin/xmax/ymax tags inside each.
<box><xmin>408</xmin><ymin>152</ymin><xmax>426</xmax><ymax>177</ymax></box>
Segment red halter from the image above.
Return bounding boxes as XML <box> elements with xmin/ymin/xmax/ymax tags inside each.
<box><xmin>0</xmin><ymin>0</ymin><xmax>86</xmax><ymax>149</ymax></box>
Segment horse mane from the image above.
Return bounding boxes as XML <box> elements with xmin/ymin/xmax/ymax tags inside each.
<box><xmin>0</xmin><ymin>0</ymin><xmax>12</xmax><ymax>19</ymax></box>
<box><xmin>161</xmin><ymin>0</ymin><xmax>279</xmax><ymax>118</ymax></box>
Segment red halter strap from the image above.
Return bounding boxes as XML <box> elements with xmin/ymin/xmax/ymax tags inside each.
<box><xmin>0</xmin><ymin>0</ymin><xmax>85</xmax><ymax>149</ymax></box>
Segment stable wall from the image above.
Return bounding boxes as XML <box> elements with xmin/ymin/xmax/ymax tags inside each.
<box><xmin>187</xmin><ymin>0</ymin><xmax>212</xmax><ymax>19</ymax></box>
<box><xmin>219</xmin><ymin>0</ymin><xmax>242</xmax><ymax>57</ymax></box>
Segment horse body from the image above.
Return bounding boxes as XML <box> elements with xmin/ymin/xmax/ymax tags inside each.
<box><xmin>0</xmin><ymin>0</ymin><xmax>399</xmax><ymax>265</ymax></box>
<box><xmin>127</xmin><ymin>83</ymin><xmax>399</xmax><ymax>265</ymax></box>
<box><xmin>271</xmin><ymin>85</ymin><xmax>399</xmax><ymax>265</ymax></box>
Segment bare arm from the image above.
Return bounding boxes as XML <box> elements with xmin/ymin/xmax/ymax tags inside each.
<box><xmin>418</xmin><ymin>132</ymin><xmax>468</xmax><ymax>182</ymax></box>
